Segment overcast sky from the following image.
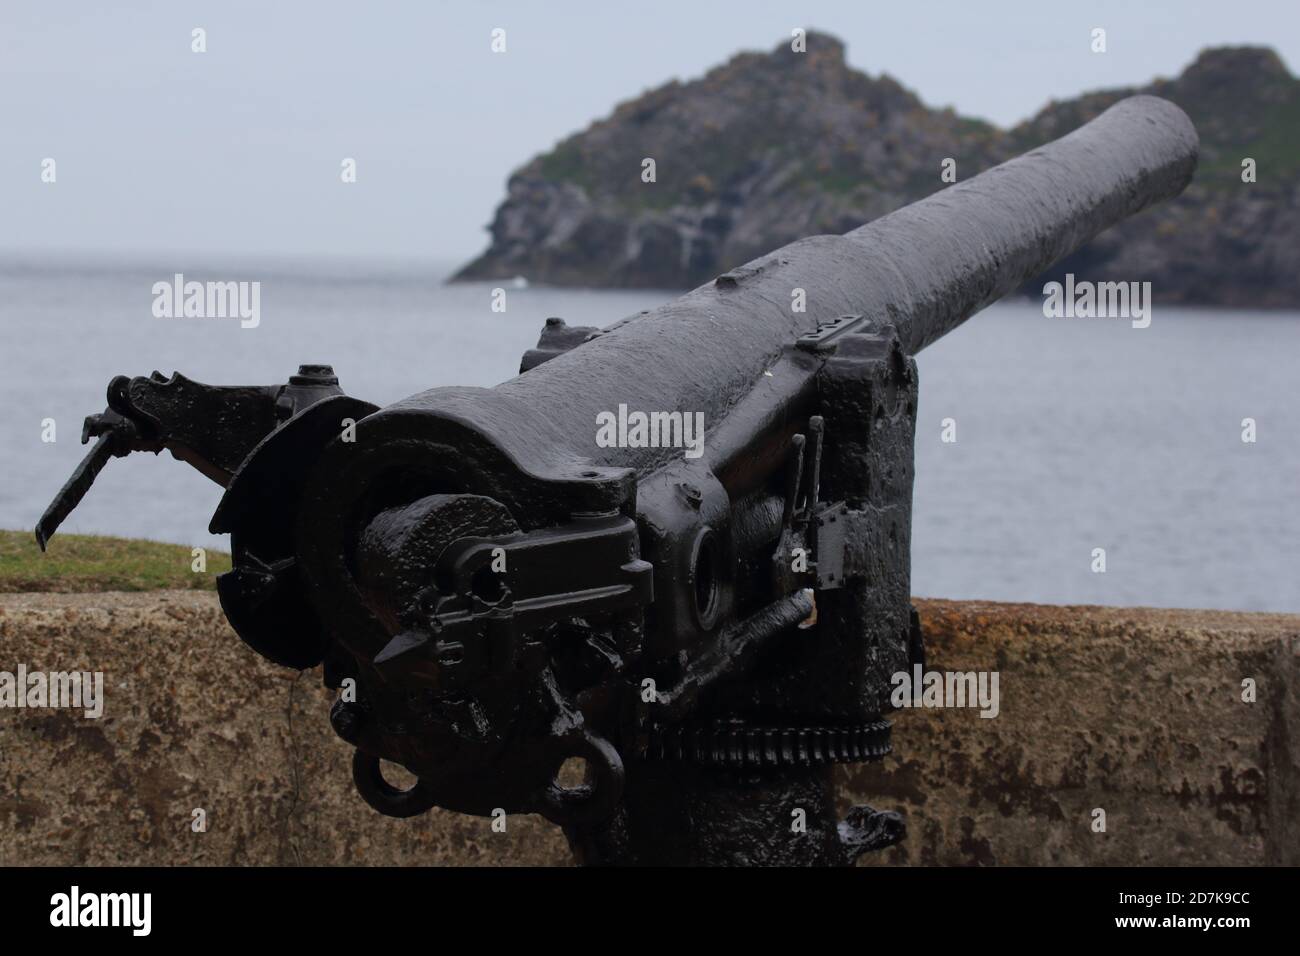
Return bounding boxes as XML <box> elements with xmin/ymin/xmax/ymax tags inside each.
<box><xmin>3</xmin><ymin>0</ymin><xmax>1295</xmax><ymax>264</ymax></box>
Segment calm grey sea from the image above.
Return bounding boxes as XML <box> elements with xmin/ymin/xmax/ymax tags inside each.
<box><xmin>2</xmin><ymin>254</ymin><xmax>1297</xmax><ymax>612</ymax></box>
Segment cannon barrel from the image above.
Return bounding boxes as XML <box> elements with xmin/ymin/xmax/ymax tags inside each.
<box><xmin>496</xmin><ymin>95</ymin><xmax>1196</xmax><ymax>463</ymax></box>
<box><xmin>495</xmin><ymin>94</ymin><xmax>1197</xmax><ymax>468</ymax></box>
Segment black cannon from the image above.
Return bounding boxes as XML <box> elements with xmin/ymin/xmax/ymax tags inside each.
<box><xmin>38</xmin><ymin>95</ymin><xmax>1197</xmax><ymax>865</ymax></box>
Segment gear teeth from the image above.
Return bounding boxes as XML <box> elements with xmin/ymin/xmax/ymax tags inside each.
<box><xmin>644</xmin><ymin>720</ymin><xmax>892</xmax><ymax>769</ymax></box>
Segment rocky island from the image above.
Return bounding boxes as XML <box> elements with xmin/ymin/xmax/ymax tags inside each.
<box><xmin>454</xmin><ymin>32</ymin><xmax>1299</xmax><ymax>307</ymax></box>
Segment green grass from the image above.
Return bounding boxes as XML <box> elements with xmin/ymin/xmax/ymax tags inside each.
<box><xmin>536</xmin><ymin>138</ymin><xmax>592</xmax><ymax>185</ymax></box>
<box><xmin>1193</xmin><ymin>91</ymin><xmax>1300</xmax><ymax>188</ymax></box>
<box><xmin>0</xmin><ymin>530</ymin><xmax>230</xmax><ymax>593</ymax></box>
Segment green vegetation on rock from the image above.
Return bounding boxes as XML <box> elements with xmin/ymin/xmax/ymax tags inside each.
<box><xmin>0</xmin><ymin>530</ymin><xmax>229</xmax><ymax>592</ymax></box>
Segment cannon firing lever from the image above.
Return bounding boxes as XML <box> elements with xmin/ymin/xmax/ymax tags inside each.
<box><xmin>34</xmin><ymin>365</ymin><xmax>345</xmax><ymax>550</ymax></box>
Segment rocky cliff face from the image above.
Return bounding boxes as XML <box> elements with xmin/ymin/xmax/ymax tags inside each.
<box><xmin>454</xmin><ymin>34</ymin><xmax>1299</xmax><ymax>307</ymax></box>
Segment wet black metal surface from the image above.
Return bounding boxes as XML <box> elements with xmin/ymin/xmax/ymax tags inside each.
<box><xmin>37</xmin><ymin>96</ymin><xmax>1197</xmax><ymax>865</ymax></box>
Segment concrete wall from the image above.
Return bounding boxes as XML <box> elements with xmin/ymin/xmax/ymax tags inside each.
<box><xmin>854</xmin><ymin>601</ymin><xmax>1299</xmax><ymax>866</ymax></box>
<box><xmin>1</xmin><ymin>591</ymin><xmax>1296</xmax><ymax>865</ymax></box>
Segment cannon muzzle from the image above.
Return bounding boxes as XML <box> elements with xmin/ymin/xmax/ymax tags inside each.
<box><xmin>841</xmin><ymin>94</ymin><xmax>1197</xmax><ymax>353</ymax></box>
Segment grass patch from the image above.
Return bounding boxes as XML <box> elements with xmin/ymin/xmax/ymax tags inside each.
<box><xmin>536</xmin><ymin>138</ymin><xmax>592</xmax><ymax>185</ymax></box>
<box><xmin>1194</xmin><ymin>91</ymin><xmax>1300</xmax><ymax>188</ymax></box>
<box><xmin>0</xmin><ymin>530</ymin><xmax>230</xmax><ymax>593</ymax></box>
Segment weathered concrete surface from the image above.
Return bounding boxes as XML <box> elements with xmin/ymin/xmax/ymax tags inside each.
<box><xmin>0</xmin><ymin>591</ymin><xmax>568</xmax><ymax>866</ymax></box>
<box><xmin>1</xmin><ymin>592</ymin><xmax>1296</xmax><ymax>865</ymax></box>
<box><xmin>850</xmin><ymin>601</ymin><xmax>1300</xmax><ymax>866</ymax></box>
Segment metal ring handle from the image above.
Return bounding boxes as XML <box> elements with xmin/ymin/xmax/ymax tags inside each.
<box><xmin>537</xmin><ymin>732</ymin><xmax>625</xmax><ymax>826</ymax></box>
<box><xmin>351</xmin><ymin>750</ymin><xmax>439</xmax><ymax>819</ymax></box>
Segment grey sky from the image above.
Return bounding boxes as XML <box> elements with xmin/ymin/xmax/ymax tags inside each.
<box><xmin>3</xmin><ymin>0</ymin><xmax>1295</xmax><ymax>263</ymax></box>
